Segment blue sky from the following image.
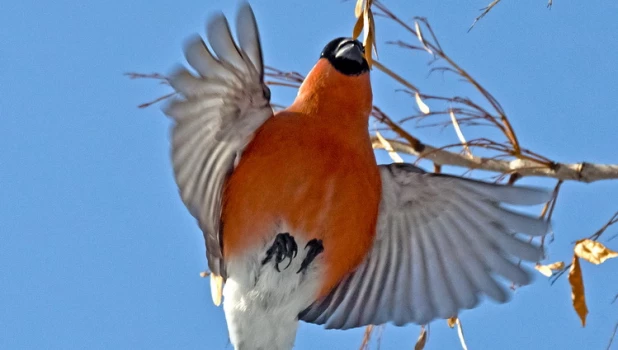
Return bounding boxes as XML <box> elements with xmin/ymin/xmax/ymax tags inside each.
<box><xmin>1</xmin><ymin>0</ymin><xmax>617</xmax><ymax>349</ymax></box>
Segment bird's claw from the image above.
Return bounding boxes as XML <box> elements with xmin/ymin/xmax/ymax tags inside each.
<box><xmin>297</xmin><ymin>239</ymin><xmax>324</xmax><ymax>274</ymax></box>
<box><xmin>262</xmin><ymin>233</ymin><xmax>298</xmax><ymax>272</ymax></box>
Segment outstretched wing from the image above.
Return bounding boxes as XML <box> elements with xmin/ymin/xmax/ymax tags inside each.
<box><xmin>163</xmin><ymin>4</ymin><xmax>272</xmax><ymax>279</ymax></box>
<box><xmin>300</xmin><ymin>163</ymin><xmax>552</xmax><ymax>328</ymax></box>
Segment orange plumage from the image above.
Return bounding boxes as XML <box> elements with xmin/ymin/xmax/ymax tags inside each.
<box><xmin>222</xmin><ymin>58</ymin><xmax>381</xmax><ymax>297</ymax></box>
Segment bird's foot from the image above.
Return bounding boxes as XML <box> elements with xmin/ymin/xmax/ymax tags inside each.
<box><xmin>262</xmin><ymin>233</ymin><xmax>298</xmax><ymax>272</ymax></box>
<box><xmin>297</xmin><ymin>239</ymin><xmax>324</xmax><ymax>274</ymax></box>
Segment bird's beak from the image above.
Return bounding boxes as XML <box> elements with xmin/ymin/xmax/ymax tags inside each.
<box><xmin>334</xmin><ymin>40</ymin><xmax>364</xmax><ymax>64</ymax></box>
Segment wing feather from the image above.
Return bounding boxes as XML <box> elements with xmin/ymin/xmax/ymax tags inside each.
<box><xmin>300</xmin><ymin>163</ymin><xmax>551</xmax><ymax>328</ymax></box>
<box><xmin>163</xmin><ymin>4</ymin><xmax>272</xmax><ymax>279</ymax></box>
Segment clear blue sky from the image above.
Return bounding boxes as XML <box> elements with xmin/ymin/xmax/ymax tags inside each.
<box><xmin>2</xmin><ymin>0</ymin><xmax>617</xmax><ymax>349</ymax></box>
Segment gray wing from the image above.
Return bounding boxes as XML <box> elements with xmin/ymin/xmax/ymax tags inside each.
<box><xmin>163</xmin><ymin>4</ymin><xmax>272</xmax><ymax>278</ymax></box>
<box><xmin>300</xmin><ymin>163</ymin><xmax>552</xmax><ymax>328</ymax></box>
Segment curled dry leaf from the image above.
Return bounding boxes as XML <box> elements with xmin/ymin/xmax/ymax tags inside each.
<box><xmin>534</xmin><ymin>261</ymin><xmax>565</xmax><ymax>277</ymax></box>
<box><xmin>574</xmin><ymin>239</ymin><xmax>618</xmax><ymax>265</ymax></box>
<box><xmin>415</xmin><ymin>92</ymin><xmax>431</xmax><ymax>114</ymax></box>
<box><xmin>568</xmin><ymin>255</ymin><xmax>588</xmax><ymax>327</ymax></box>
<box><xmin>414</xmin><ymin>326</ymin><xmax>428</xmax><ymax>350</ymax></box>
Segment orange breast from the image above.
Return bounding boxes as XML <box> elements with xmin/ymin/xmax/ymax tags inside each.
<box><xmin>221</xmin><ymin>111</ymin><xmax>382</xmax><ymax>297</ymax></box>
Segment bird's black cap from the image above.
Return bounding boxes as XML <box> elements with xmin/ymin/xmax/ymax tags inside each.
<box><xmin>320</xmin><ymin>37</ymin><xmax>369</xmax><ymax>76</ymax></box>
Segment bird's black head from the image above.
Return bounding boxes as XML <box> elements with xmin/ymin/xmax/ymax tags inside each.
<box><xmin>320</xmin><ymin>37</ymin><xmax>369</xmax><ymax>76</ymax></box>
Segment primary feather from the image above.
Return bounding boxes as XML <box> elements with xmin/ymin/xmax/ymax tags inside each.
<box><xmin>163</xmin><ymin>3</ymin><xmax>272</xmax><ymax>280</ymax></box>
<box><xmin>300</xmin><ymin>163</ymin><xmax>551</xmax><ymax>328</ymax></box>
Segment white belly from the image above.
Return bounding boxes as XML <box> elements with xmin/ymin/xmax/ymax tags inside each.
<box><xmin>222</xmin><ymin>235</ymin><xmax>323</xmax><ymax>350</ymax></box>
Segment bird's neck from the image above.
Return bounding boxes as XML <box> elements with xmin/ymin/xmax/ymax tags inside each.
<box><xmin>288</xmin><ymin>60</ymin><xmax>373</xmax><ymax>132</ymax></box>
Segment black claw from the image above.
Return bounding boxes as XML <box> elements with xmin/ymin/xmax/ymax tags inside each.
<box><xmin>262</xmin><ymin>233</ymin><xmax>298</xmax><ymax>272</ymax></box>
<box><xmin>297</xmin><ymin>239</ymin><xmax>324</xmax><ymax>274</ymax></box>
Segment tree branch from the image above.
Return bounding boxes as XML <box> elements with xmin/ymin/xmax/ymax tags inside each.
<box><xmin>371</xmin><ymin>137</ymin><xmax>618</xmax><ymax>183</ymax></box>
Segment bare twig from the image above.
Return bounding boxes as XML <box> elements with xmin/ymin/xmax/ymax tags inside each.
<box><xmin>607</xmin><ymin>321</ymin><xmax>618</xmax><ymax>350</ymax></box>
<box><xmin>469</xmin><ymin>0</ymin><xmax>503</xmax><ymax>32</ymax></box>
<box><xmin>126</xmin><ymin>68</ymin><xmax>618</xmax><ymax>183</ymax></box>
<box><xmin>551</xmin><ymin>211</ymin><xmax>618</xmax><ymax>283</ymax></box>
<box><xmin>265</xmin><ymin>66</ymin><xmax>304</xmax><ymax>86</ymax></box>
<box><xmin>359</xmin><ymin>325</ymin><xmax>374</xmax><ymax>350</ymax></box>
<box><xmin>137</xmin><ymin>92</ymin><xmax>176</xmax><ymax>109</ymax></box>
<box><xmin>124</xmin><ymin>72</ymin><xmax>170</xmax><ymax>83</ymax></box>
<box><xmin>588</xmin><ymin>212</ymin><xmax>618</xmax><ymax>241</ymax></box>
<box><xmin>373</xmin><ymin>60</ymin><xmax>419</xmax><ymax>92</ymax></box>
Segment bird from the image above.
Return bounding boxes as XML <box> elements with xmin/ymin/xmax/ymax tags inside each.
<box><xmin>162</xmin><ymin>3</ymin><xmax>551</xmax><ymax>349</ymax></box>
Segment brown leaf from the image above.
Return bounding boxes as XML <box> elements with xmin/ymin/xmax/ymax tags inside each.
<box><xmin>355</xmin><ymin>0</ymin><xmax>364</xmax><ymax>18</ymax></box>
<box><xmin>534</xmin><ymin>261</ymin><xmax>565</xmax><ymax>277</ymax></box>
<box><xmin>568</xmin><ymin>255</ymin><xmax>588</xmax><ymax>326</ymax></box>
<box><xmin>447</xmin><ymin>316</ymin><xmax>457</xmax><ymax>328</ymax></box>
<box><xmin>414</xmin><ymin>326</ymin><xmax>427</xmax><ymax>350</ymax></box>
<box><xmin>574</xmin><ymin>239</ymin><xmax>618</xmax><ymax>265</ymax></box>
<box><xmin>352</xmin><ymin>15</ymin><xmax>364</xmax><ymax>40</ymax></box>
<box><xmin>368</xmin><ymin>10</ymin><xmax>377</xmax><ymax>58</ymax></box>
<box><xmin>362</xmin><ymin>6</ymin><xmax>373</xmax><ymax>66</ymax></box>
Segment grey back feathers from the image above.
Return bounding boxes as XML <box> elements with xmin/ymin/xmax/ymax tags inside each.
<box><xmin>163</xmin><ymin>4</ymin><xmax>272</xmax><ymax>278</ymax></box>
<box><xmin>300</xmin><ymin>163</ymin><xmax>551</xmax><ymax>328</ymax></box>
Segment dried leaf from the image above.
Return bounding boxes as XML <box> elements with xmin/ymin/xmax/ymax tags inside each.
<box><xmin>574</xmin><ymin>239</ymin><xmax>618</xmax><ymax>265</ymax></box>
<box><xmin>375</xmin><ymin>131</ymin><xmax>403</xmax><ymax>163</ymax></box>
<box><xmin>362</xmin><ymin>6</ymin><xmax>374</xmax><ymax>66</ymax></box>
<box><xmin>415</xmin><ymin>92</ymin><xmax>430</xmax><ymax>114</ymax></box>
<box><xmin>210</xmin><ymin>274</ymin><xmax>224</xmax><ymax>307</ymax></box>
<box><xmin>368</xmin><ymin>10</ymin><xmax>377</xmax><ymax>58</ymax></box>
<box><xmin>535</xmin><ymin>264</ymin><xmax>552</xmax><ymax>277</ymax></box>
<box><xmin>447</xmin><ymin>316</ymin><xmax>457</xmax><ymax>328</ymax></box>
<box><xmin>449</xmin><ymin>110</ymin><xmax>472</xmax><ymax>157</ymax></box>
<box><xmin>355</xmin><ymin>0</ymin><xmax>364</xmax><ymax>18</ymax></box>
<box><xmin>352</xmin><ymin>15</ymin><xmax>364</xmax><ymax>40</ymax></box>
<box><xmin>568</xmin><ymin>255</ymin><xmax>588</xmax><ymax>326</ymax></box>
<box><xmin>534</xmin><ymin>261</ymin><xmax>565</xmax><ymax>277</ymax></box>
<box><xmin>414</xmin><ymin>326</ymin><xmax>427</xmax><ymax>350</ymax></box>
<box><xmin>414</xmin><ymin>21</ymin><xmax>433</xmax><ymax>55</ymax></box>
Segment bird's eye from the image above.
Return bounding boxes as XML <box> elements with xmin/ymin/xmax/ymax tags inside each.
<box><xmin>263</xmin><ymin>85</ymin><xmax>271</xmax><ymax>101</ymax></box>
